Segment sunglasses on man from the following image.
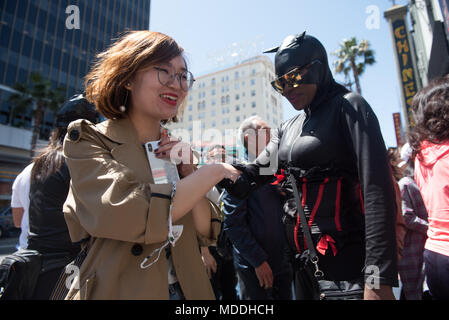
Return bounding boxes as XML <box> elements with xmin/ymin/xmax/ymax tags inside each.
<box><xmin>271</xmin><ymin>60</ymin><xmax>321</xmax><ymax>94</ymax></box>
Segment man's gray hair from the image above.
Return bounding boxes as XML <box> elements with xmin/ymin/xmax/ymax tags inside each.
<box><xmin>238</xmin><ymin>115</ymin><xmax>265</xmax><ymax>147</ymax></box>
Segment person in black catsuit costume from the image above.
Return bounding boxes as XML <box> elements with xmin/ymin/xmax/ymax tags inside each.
<box><xmin>221</xmin><ymin>32</ymin><xmax>398</xmax><ymax>300</ymax></box>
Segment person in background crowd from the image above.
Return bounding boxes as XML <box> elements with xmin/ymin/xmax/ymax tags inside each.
<box><xmin>26</xmin><ymin>94</ymin><xmax>99</xmax><ymax>299</ymax></box>
<box><xmin>222</xmin><ymin>116</ymin><xmax>293</xmax><ymax>300</ymax></box>
<box><xmin>62</xmin><ymin>31</ymin><xmax>241</xmax><ymax>300</ymax></box>
<box><xmin>408</xmin><ymin>76</ymin><xmax>449</xmax><ymax>300</ymax></box>
<box><xmin>386</xmin><ymin>147</ymin><xmax>407</xmax><ymax>263</ymax></box>
<box><xmin>11</xmin><ymin>162</ymin><xmax>33</xmax><ymax>250</ymax></box>
<box><xmin>201</xmin><ymin>145</ymin><xmax>239</xmax><ymax>300</ymax></box>
<box><xmin>222</xmin><ymin>32</ymin><xmax>398</xmax><ymax>300</ymax></box>
<box><xmin>396</xmin><ymin>143</ymin><xmax>428</xmax><ymax>300</ymax></box>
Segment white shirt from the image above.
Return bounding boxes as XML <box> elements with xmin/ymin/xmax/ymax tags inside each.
<box><xmin>11</xmin><ymin>163</ymin><xmax>34</xmax><ymax>249</ymax></box>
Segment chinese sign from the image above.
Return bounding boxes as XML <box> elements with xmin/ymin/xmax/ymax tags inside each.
<box><xmin>439</xmin><ymin>0</ymin><xmax>449</xmax><ymax>44</ymax></box>
<box><xmin>392</xmin><ymin>19</ymin><xmax>417</xmax><ymax>127</ymax></box>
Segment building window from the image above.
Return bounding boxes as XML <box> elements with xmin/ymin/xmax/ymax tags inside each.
<box><xmin>226</xmin><ymin>95</ymin><xmax>230</xmax><ymax>104</ymax></box>
<box><xmin>252</xmin><ymin>102</ymin><xmax>256</xmax><ymax>108</ymax></box>
<box><xmin>252</xmin><ymin>69</ymin><xmax>256</xmax><ymax>75</ymax></box>
<box><xmin>235</xmin><ymin>94</ymin><xmax>240</xmax><ymax>100</ymax></box>
<box><xmin>189</xmin><ymin>115</ymin><xmax>192</xmax><ymax>121</ymax></box>
<box><xmin>188</xmin><ymin>105</ymin><xmax>192</xmax><ymax>111</ymax></box>
<box><xmin>251</xmin><ymin>90</ymin><xmax>256</xmax><ymax>97</ymax></box>
<box><xmin>235</xmin><ymin>83</ymin><xmax>239</xmax><ymax>90</ymax></box>
<box><xmin>235</xmin><ymin>71</ymin><xmax>239</xmax><ymax>79</ymax></box>
<box><xmin>211</xmin><ymin>110</ymin><xmax>216</xmax><ymax>117</ymax></box>
<box><xmin>251</xmin><ymin>79</ymin><xmax>256</xmax><ymax>86</ymax></box>
<box><xmin>221</xmin><ymin>96</ymin><xmax>225</xmax><ymax>105</ymax></box>
<box><xmin>235</xmin><ymin>105</ymin><xmax>240</xmax><ymax>111</ymax></box>
<box><xmin>212</xmin><ymin>120</ymin><xmax>216</xmax><ymax>127</ymax></box>
<box><xmin>212</xmin><ymin>89</ymin><xmax>216</xmax><ymax>96</ymax></box>
<box><xmin>236</xmin><ymin>116</ymin><xmax>240</xmax><ymax>122</ymax></box>
<box><xmin>211</xmin><ymin>78</ymin><xmax>216</xmax><ymax>86</ymax></box>
<box><xmin>212</xmin><ymin>99</ymin><xmax>216</xmax><ymax>106</ymax></box>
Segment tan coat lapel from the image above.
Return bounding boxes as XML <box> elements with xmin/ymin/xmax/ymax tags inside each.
<box><xmin>96</xmin><ymin>118</ymin><xmax>154</xmax><ymax>184</ymax></box>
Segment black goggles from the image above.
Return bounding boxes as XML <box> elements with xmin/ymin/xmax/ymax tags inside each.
<box><xmin>271</xmin><ymin>60</ymin><xmax>320</xmax><ymax>94</ymax></box>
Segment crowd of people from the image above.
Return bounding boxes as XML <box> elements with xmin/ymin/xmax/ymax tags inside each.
<box><xmin>2</xmin><ymin>30</ymin><xmax>448</xmax><ymax>300</ymax></box>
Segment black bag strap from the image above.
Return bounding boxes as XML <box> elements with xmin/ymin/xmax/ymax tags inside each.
<box><xmin>288</xmin><ymin>172</ymin><xmax>324</xmax><ymax>279</ymax></box>
<box><xmin>49</xmin><ymin>237</ymin><xmax>92</xmax><ymax>300</ymax></box>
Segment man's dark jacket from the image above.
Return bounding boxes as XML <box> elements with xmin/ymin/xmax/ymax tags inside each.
<box><xmin>222</xmin><ymin>184</ymin><xmax>289</xmax><ymax>275</ymax></box>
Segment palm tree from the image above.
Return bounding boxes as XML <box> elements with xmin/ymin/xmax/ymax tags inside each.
<box><xmin>8</xmin><ymin>72</ymin><xmax>66</xmax><ymax>156</ymax></box>
<box><xmin>332</xmin><ymin>37</ymin><xmax>376</xmax><ymax>95</ymax></box>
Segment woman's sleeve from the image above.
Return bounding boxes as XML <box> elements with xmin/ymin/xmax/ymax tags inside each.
<box><xmin>399</xmin><ymin>180</ymin><xmax>429</xmax><ymax>234</ymax></box>
<box><xmin>63</xmin><ymin>120</ymin><xmax>172</xmax><ymax>244</ymax></box>
<box><xmin>196</xmin><ymin>200</ymin><xmax>222</xmax><ymax>247</ymax></box>
<box><xmin>340</xmin><ymin>93</ymin><xmax>399</xmax><ymax>287</ymax></box>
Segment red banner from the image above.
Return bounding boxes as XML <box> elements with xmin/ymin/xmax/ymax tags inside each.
<box><xmin>393</xmin><ymin>112</ymin><xmax>403</xmax><ymax>147</ymax></box>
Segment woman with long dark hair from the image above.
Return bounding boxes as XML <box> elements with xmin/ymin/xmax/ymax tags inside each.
<box><xmin>27</xmin><ymin>95</ymin><xmax>98</xmax><ymax>299</ymax></box>
<box><xmin>408</xmin><ymin>76</ymin><xmax>449</xmax><ymax>300</ymax></box>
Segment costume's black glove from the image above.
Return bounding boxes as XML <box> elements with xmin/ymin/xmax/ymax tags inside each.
<box><xmin>217</xmin><ymin>163</ymin><xmax>276</xmax><ymax>200</ymax></box>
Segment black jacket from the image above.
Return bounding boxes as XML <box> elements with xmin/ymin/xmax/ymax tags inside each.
<box><xmin>28</xmin><ymin>161</ymin><xmax>80</xmax><ymax>255</ymax></box>
<box><xmin>227</xmin><ymin>83</ymin><xmax>398</xmax><ymax>287</ymax></box>
<box><xmin>222</xmin><ymin>184</ymin><xmax>289</xmax><ymax>275</ymax></box>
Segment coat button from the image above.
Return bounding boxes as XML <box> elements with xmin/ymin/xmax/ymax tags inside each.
<box><xmin>131</xmin><ymin>244</ymin><xmax>143</xmax><ymax>256</ymax></box>
<box><xmin>69</xmin><ymin>129</ymin><xmax>80</xmax><ymax>141</ymax></box>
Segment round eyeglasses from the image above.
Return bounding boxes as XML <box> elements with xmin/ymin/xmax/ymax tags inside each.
<box><xmin>154</xmin><ymin>66</ymin><xmax>195</xmax><ymax>92</ymax></box>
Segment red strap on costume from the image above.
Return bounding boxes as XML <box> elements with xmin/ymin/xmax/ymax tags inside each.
<box><xmin>334</xmin><ymin>177</ymin><xmax>342</xmax><ymax>231</ymax></box>
<box><xmin>294</xmin><ymin>177</ymin><xmax>307</xmax><ymax>254</ymax></box>
<box><xmin>317</xmin><ymin>234</ymin><xmax>338</xmax><ymax>256</ymax></box>
<box><xmin>358</xmin><ymin>184</ymin><xmax>365</xmax><ymax>215</ymax></box>
<box><xmin>294</xmin><ymin>177</ymin><xmax>330</xmax><ymax>254</ymax></box>
<box><xmin>308</xmin><ymin>177</ymin><xmax>329</xmax><ymax>227</ymax></box>
<box><xmin>271</xmin><ymin>169</ymin><xmax>285</xmax><ymax>185</ymax></box>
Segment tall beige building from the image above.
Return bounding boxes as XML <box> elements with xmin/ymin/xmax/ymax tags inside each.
<box><xmin>167</xmin><ymin>55</ymin><xmax>283</xmax><ymax>152</ymax></box>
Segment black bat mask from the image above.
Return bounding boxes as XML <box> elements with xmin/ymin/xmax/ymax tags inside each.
<box><xmin>264</xmin><ymin>32</ymin><xmax>336</xmax><ymax>101</ymax></box>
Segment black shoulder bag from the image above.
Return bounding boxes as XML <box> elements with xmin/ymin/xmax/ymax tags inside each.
<box><xmin>0</xmin><ymin>249</ymin><xmax>42</xmax><ymax>300</ymax></box>
<box><xmin>288</xmin><ymin>173</ymin><xmax>364</xmax><ymax>300</ymax></box>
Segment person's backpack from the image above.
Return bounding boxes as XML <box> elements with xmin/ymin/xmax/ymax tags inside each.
<box><xmin>0</xmin><ymin>249</ymin><xmax>42</xmax><ymax>300</ymax></box>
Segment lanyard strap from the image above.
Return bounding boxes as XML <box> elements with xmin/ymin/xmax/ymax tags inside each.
<box><xmin>288</xmin><ymin>172</ymin><xmax>324</xmax><ymax>279</ymax></box>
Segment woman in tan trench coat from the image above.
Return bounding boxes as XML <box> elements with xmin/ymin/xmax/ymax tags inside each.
<box><xmin>62</xmin><ymin>31</ymin><xmax>241</xmax><ymax>300</ymax></box>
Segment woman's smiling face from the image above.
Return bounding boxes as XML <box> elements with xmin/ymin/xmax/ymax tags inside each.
<box><xmin>128</xmin><ymin>55</ymin><xmax>188</xmax><ymax>122</ymax></box>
